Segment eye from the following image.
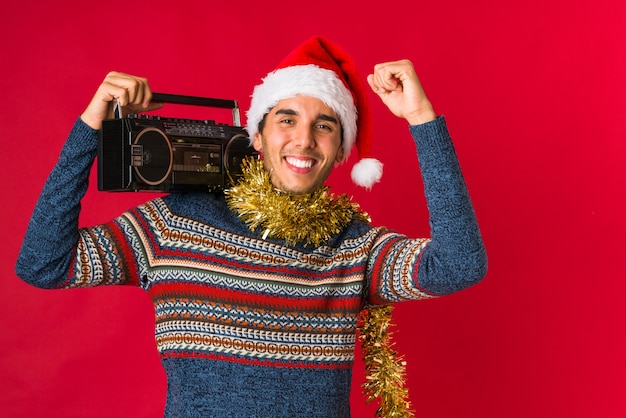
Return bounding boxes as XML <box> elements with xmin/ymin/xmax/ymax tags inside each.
<box><xmin>280</xmin><ymin>118</ymin><xmax>295</xmax><ymax>125</ymax></box>
<box><xmin>316</xmin><ymin>123</ymin><xmax>333</xmax><ymax>131</ymax></box>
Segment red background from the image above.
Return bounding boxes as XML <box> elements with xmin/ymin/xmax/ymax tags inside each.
<box><xmin>1</xmin><ymin>1</ymin><xmax>625</xmax><ymax>417</ymax></box>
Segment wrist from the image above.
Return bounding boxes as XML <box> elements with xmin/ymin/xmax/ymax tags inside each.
<box><xmin>406</xmin><ymin>108</ymin><xmax>437</xmax><ymax>125</ymax></box>
<box><xmin>405</xmin><ymin>98</ymin><xmax>437</xmax><ymax>125</ymax></box>
<box><xmin>80</xmin><ymin>113</ymin><xmax>103</xmax><ymax>130</ymax></box>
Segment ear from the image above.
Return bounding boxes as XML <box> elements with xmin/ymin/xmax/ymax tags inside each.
<box><xmin>253</xmin><ymin>132</ymin><xmax>263</xmax><ymax>152</ymax></box>
<box><xmin>335</xmin><ymin>144</ymin><xmax>344</xmax><ymax>163</ymax></box>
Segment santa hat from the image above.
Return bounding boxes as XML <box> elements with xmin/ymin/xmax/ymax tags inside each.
<box><xmin>246</xmin><ymin>36</ymin><xmax>383</xmax><ymax>189</ymax></box>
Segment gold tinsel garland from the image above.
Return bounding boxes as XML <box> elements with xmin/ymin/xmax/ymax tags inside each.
<box><xmin>358</xmin><ymin>305</ymin><xmax>414</xmax><ymax>417</ymax></box>
<box><xmin>224</xmin><ymin>157</ymin><xmax>413</xmax><ymax>417</ymax></box>
<box><xmin>224</xmin><ymin>157</ymin><xmax>370</xmax><ymax>246</ymax></box>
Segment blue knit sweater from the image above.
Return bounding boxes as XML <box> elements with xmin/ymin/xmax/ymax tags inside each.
<box><xmin>16</xmin><ymin>116</ymin><xmax>486</xmax><ymax>417</ymax></box>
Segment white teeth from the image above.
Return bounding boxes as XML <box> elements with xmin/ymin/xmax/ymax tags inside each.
<box><xmin>286</xmin><ymin>157</ymin><xmax>313</xmax><ymax>168</ymax></box>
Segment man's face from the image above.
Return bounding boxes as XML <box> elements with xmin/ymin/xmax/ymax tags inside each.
<box><xmin>253</xmin><ymin>95</ymin><xmax>344</xmax><ymax>195</ymax></box>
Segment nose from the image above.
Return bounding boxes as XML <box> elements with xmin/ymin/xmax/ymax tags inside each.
<box><xmin>292</xmin><ymin>125</ymin><xmax>316</xmax><ymax>149</ymax></box>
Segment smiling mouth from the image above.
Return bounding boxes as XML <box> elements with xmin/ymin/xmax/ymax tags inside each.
<box><xmin>285</xmin><ymin>156</ymin><xmax>315</xmax><ymax>169</ymax></box>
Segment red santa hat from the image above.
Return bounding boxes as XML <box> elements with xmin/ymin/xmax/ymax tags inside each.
<box><xmin>246</xmin><ymin>36</ymin><xmax>383</xmax><ymax>189</ymax></box>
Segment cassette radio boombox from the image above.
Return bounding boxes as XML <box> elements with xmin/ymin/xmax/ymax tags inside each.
<box><xmin>97</xmin><ymin>93</ymin><xmax>258</xmax><ymax>192</ymax></box>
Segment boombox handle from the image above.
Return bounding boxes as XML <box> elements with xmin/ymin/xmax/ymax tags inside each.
<box><xmin>113</xmin><ymin>92</ymin><xmax>241</xmax><ymax>127</ymax></box>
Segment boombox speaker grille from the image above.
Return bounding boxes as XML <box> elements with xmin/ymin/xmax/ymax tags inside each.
<box><xmin>133</xmin><ymin>128</ymin><xmax>173</xmax><ymax>185</ymax></box>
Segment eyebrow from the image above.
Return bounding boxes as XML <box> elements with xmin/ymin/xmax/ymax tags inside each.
<box><xmin>274</xmin><ymin>108</ymin><xmax>339</xmax><ymax>124</ymax></box>
<box><xmin>318</xmin><ymin>114</ymin><xmax>339</xmax><ymax>124</ymax></box>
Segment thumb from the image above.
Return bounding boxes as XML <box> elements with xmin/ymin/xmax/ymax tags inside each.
<box><xmin>367</xmin><ymin>74</ymin><xmax>385</xmax><ymax>96</ymax></box>
<box><xmin>144</xmin><ymin>101</ymin><xmax>164</xmax><ymax>112</ymax></box>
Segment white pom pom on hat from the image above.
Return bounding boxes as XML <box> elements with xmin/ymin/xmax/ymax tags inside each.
<box><xmin>246</xmin><ymin>36</ymin><xmax>383</xmax><ymax>189</ymax></box>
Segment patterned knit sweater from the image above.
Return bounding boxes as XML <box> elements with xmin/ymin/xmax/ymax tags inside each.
<box><xmin>16</xmin><ymin>116</ymin><xmax>487</xmax><ymax>417</ymax></box>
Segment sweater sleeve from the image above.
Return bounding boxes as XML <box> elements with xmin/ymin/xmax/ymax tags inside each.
<box><xmin>15</xmin><ymin>118</ymin><xmax>144</xmax><ymax>289</ymax></box>
<box><xmin>366</xmin><ymin>116</ymin><xmax>487</xmax><ymax>304</ymax></box>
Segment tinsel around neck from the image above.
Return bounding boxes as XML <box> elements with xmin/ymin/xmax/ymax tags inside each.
<box><xmin>224</xmin><ymin>157</ymin><xmax>370</xmax><ymax>246</ymax></box>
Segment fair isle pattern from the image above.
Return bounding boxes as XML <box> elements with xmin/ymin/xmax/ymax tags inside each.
<box><xmin>67</xmin><ymin>196</ymin><xmax>433</xmax><ymax>370</ymax></box>
<box><xmin>367</xmin><ymin>234</ymin><xmax>437</xmax><ymax>304</ymax></box>
<box><xmin>123</xmin><ymin>198</ymin><xmax>382</xmax><ymax>369</ymax></box>
<box><xmin>148</xmin><ymin>270</ymin><xmax>361</xmax><ymax>299</ymax></box>
<box><xmin>70</xmin><ymin>222</ymin><xmax>139</xmax><ymax>288</ymax></box>
<box><xmin>131</xmin><ymin>198</ymin><xmax>375</xmax><ymax>279</ymax></box>
<box><xmin>116</xmin><ymin>214</ymin><xmax>150</xmax><ymax>280</ymax></box>
<box><xmin>156</xmin><ymin>321</ymin><xmax>356</xmax><ymax>366</ymax></box>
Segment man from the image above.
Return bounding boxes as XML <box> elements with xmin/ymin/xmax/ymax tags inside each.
<box><xmin>16</xmin><ymin>36</ymin><xmax>487</xmax><ymax>417</ymax></box>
